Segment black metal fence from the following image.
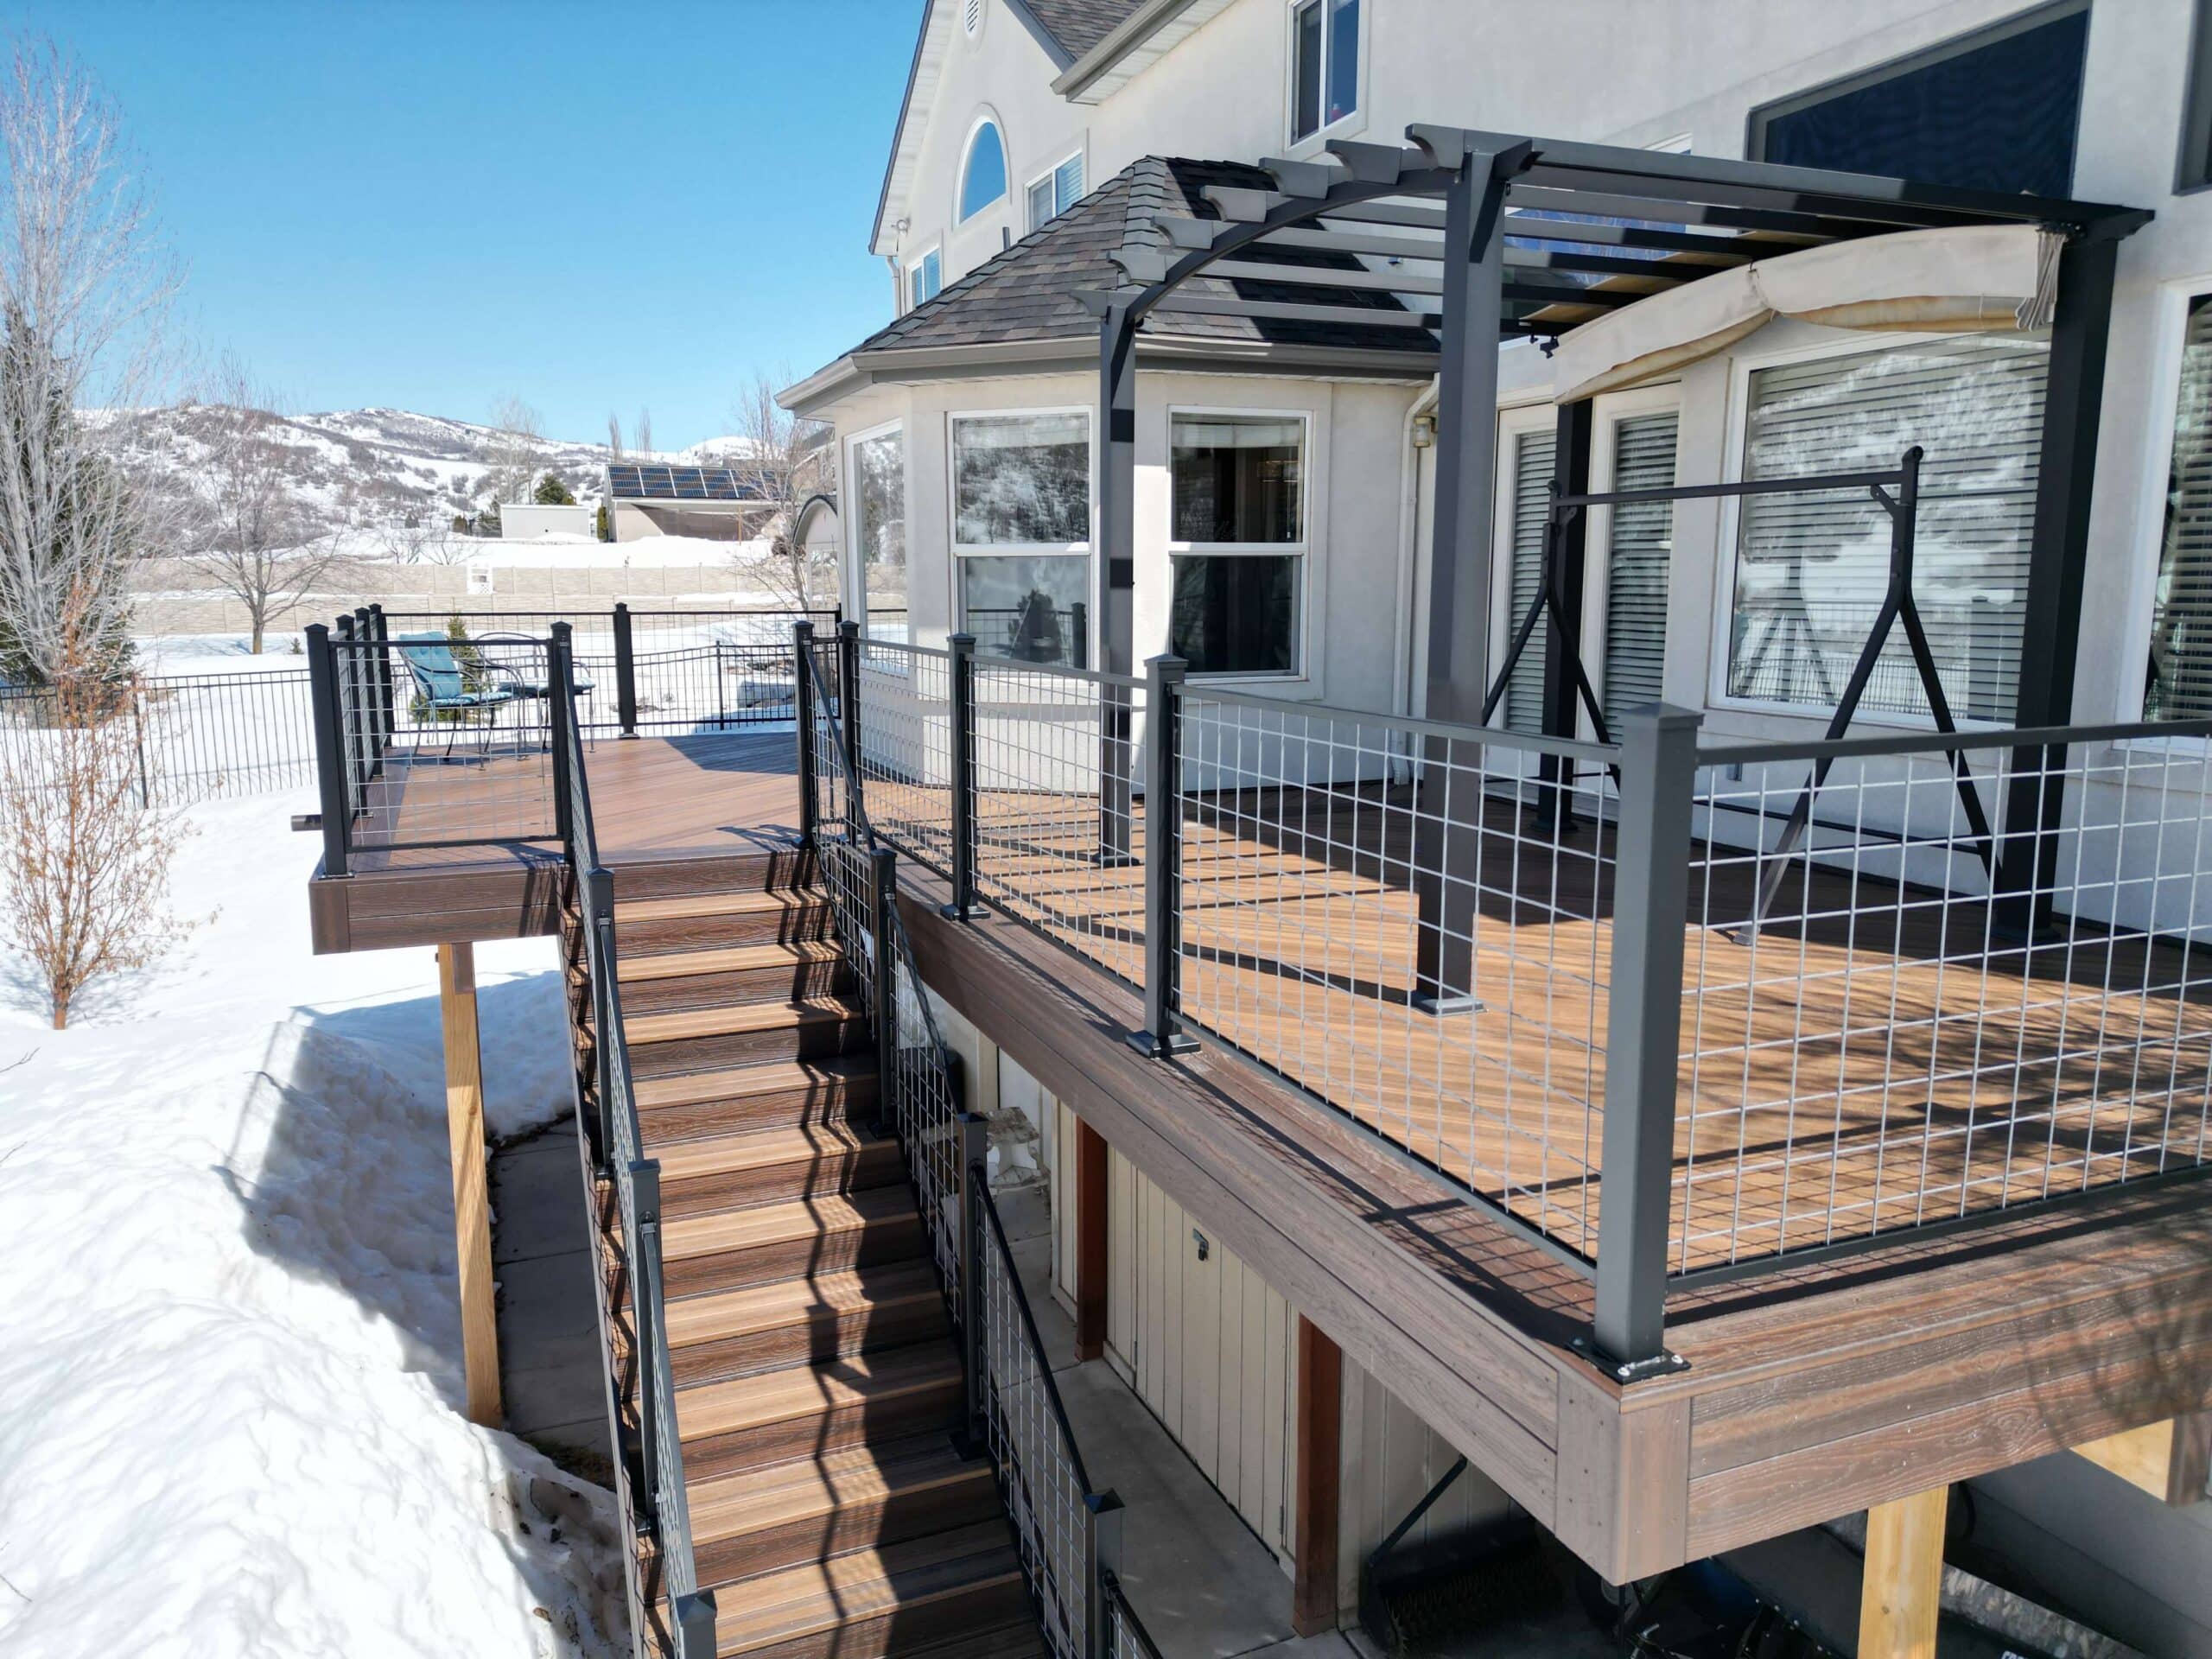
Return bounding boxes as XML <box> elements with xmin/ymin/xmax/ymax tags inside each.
<box><xmin>798</xmin><ymin>629</ymin><xmax>1147</xmax><ymax>1659</ymax></box>
<box><xmin>0</xmin><ymin>668</ymin><xmax>317</xmax><ymax>809</ymax></box>
<box><xmin>811</xmin><ymin>620</ymin><xmax>2212</xmax><ymax>1375</ymax></box>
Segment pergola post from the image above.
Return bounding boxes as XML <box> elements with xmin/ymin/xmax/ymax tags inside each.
<box><xmin>437</xmin><ymin>940</ymin><xmax>502</xmax><ymax>1427</ymax></box>
<box><xmin>1994</xmin><ymin>231</ymin><xmax>2122</xmax><ymax>935</ymax></box>
<box><xmin>1097</xmin><ymin>298</ymin><xmax>1141</xmax><ymax>863</ymax></box>
<box><xmin>1538</xmin><ymin>398</ymin><xmax>1595</xmax><ymax>830</ymax></box>
<box><xmin>1414</xmin><ymin>144</ymin><xmax>1518</xmax><ymax>1008</ymax></box>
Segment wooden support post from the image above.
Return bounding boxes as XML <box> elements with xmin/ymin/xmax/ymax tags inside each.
<box><xmin>2075</xmin><ymin>1414</ymin><xmax>2212</xmax><ymax>1504</ymax></box>
<box><xmin>1292</xmin><ymin>1315</ymin><xmax>1344</xmax><ymax>1637</ymax></box>
<box><xmin>1859</xmin><ymin>1485</ymin><xmax>1947</xmax><ymax>1659</ymax></box>
<box><xmin>438</xmin><ymin>941</ymin><xmax>502</xmax><ymax>1427</ymax></box>
<box><xmin>1073</xmin><ymin>1117</ymin><xmax>1109</xmax><ymax>1363</ymax></box>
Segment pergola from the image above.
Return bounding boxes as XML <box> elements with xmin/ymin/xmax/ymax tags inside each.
<box><xmin>1082</xmin><ymin>122</ymin><xmax>2150</xmax><ymax>916</ymax></box>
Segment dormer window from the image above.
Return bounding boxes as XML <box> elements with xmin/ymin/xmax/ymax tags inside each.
<box><xmin>1290</xmin><ymin>0</ymin><xmax>1358</xmax><ymax>143</ymax></box>
<box><xmin>958</xmin><ymin>119</ymin><xmax>1008</xmax><ymax>222</ymax></box>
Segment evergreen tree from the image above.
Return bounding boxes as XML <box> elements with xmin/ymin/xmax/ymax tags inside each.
<box><xmin>595</xmin><ymin>502</ymin><xmax>610</xmax><ymax>542</ymax></box>
<box><xmin>532</xmin><ymin>472</ymin><xmax>575</xmax><ymax>506</ymax></box>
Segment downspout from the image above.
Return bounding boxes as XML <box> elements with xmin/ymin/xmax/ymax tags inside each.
<box><xmin>1393</xmin><ymin>378</ymin><xmax>1440</xmax><ymax>721</ymax></box>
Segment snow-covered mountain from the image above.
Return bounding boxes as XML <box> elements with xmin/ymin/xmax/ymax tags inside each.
<box><xmin>112</xmin><ymin>404</ymin><xmax>731</xmax><ymax>540</ymax></box>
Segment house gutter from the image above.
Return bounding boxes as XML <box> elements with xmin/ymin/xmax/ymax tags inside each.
<box><xmin>1051</xmin><ymin>0</ymin><xmax>1204</xmax><ymax>100</ymax></box>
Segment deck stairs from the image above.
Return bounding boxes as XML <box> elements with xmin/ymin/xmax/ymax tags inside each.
<box><xmin>565</xmin><ymin>842</ymin><xmax>1043</xmax><ymax>1659</ymax></box>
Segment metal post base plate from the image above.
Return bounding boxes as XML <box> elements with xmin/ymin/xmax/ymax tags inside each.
<box><xmin>1126</xmin><ymin>1028</ymin><xmax>1199</xmax><ymax>1058</ymax></box>
<box><xmin>1412</xmin><ymin>991</ymin><xmax>1487</xmax><ymax>1016</ymax></box>
<box><xmin>1570</xmin><ymin>1335</ymin><xmax>1690</xmax><ymax>1385</ymax></box>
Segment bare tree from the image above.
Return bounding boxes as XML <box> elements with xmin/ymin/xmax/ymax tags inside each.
<box><xmin>632</xmin><ymin>406</ymin><xmax>653</xmax><ymax>460</ymax></box>
<box><xmin>182</xmin><ymin>359</ymin><xmax>341</xmax><ymax>652</ymax></box>
<box><xmin>605</xmin><ymin>410</ymin><xmax>625</xmax><ymax>457</ymax></box>
<box><xmin>0</xmin><ymin>596</ymin><xmax>199</xmax><ymax>1027</ymax></box>
<box><xmin>725</xmin><ymin>368</ymin><xmax>836</xmax><ymax>611</ymax></box>
<box><xmin>481</xmin><ymin>393</ymin><xmax>543</xmax><ymax>510</ymax></box>
<box><xmin>0</xmin><ymin>41</ymin><xmax>182</xmax><ymax>683</ymax></box>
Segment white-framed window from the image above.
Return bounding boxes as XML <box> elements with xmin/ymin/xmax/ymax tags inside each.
<box><xmin>1288</xmin><ymin>0</ymin><xmax>1359</xmax><ymax>145</ymax></box>
<box><xmin>848</xmin><ymin>421</ymin><xmax>907</xmax><ymax>642</ymax></box>
<box><xmin>1489</xmin><ymin>406</ymin><xmax>1558</xmax><ymax>737</ymax></box>
<box><xmin>1167</xmin><ymin>409</ymin><xmax>1308</xmax><ymax>677</ymax></box>
<box><xmin>2145</xmin><ymin>289</ymin><xmax>2212</xmax><ymax>721</ymax></box>
<box><xmin>1026</xmin><ymin>151</ymin><xmax>1084</xmax><ymax>232</ymax></box>
<box><xmin>950</xmin><ymin>409</ymin><xmax>1092</xmax><ymax>667</ymax></box>
<box><xmin>906</xmin><ymin>247</ymin><xmax>941</xmax><ymax>309</ymax></box>
<box><xmin>1587</xmin><ymin>394</ymin><xmax>1681</xmax><ymax>733</ymax></box>
<box><xmin>958</xmin><ymin>116</ymin><xmax>1008</xmax><ymax>223</ymax></box>
<box><xmin>1713</xmin><ymin>331</ymin><xmax>2050</xmax><ymax>726</ymax></box>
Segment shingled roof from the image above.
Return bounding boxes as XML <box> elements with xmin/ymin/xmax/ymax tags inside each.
<box><xmin>846</xmin><ymin>155</ymin><xmax>1440</xmax><ymax>362</ymax></box>
<box><xmin>1014</xmin><ymin>0</ymin><xmax>1145</xmax><ymax>61</ymax></box>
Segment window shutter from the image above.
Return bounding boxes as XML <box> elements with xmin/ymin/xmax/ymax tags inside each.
<box><xmin>1727</xmin><ymin>334</ymin><xmax>2048</xmax><ymax>723</ymax></box>
<box><xmin>1502</xmin><ymin>429</ymin><xmax>1556</xmax><ymax>736</ymax></box>
<box><xmin>2149</xmin><ymin>296</ymin><xmax>2212</xmax><ymax>721</ymax></box>
<box><xmin>1601</xmin><ymin>411</ymin><xmax>1678</xmax><ymax>730</ymax></box>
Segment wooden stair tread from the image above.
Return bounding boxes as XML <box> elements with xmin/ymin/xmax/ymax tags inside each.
<box><xmin>687</xmin><ymin>1434</ymin><xmax>986</xmax><ymax>1546</ymax></box>
<box><xmin>625</xmin><ymin>996</ymin><xmax>865</xmax><ymax>1046</ymax></box>
<box><xmin>634</xmin><ymin>1056</ymin><xmax>877</xmax><ymax>1113</ymax></box>
<box><xmin>664</xmin><ymin>1185</ymin><xmax>918</xmax><ymax>1262</ymax></box>
<box><xmin>619</xmin><ymin>939</ymin><xmax>844</xmax><ymax>982</ymax></box>
<box><xmin>677</xmin><ymin>1343</ymin><xmax>963</xmax><ymax>1440</ymax></box>
<box><xmin>653</xmin><ymin>1122</ymin><xmax>891</xmax><ymax>1185</ymax></box>
<box><xmin>665</xmin><ymin>1262</ymin><xmax>942</xmax><ymax>1349</ymax></box>
<box><xmin>617</xmin><ymin>889</ymin><xmax>829</xmax><ymax>922</ymax></box>
<box><xmin>711</xmin><ymin>1522</ymin><xmax>1020</xmax><ymax>1653</ymax></box>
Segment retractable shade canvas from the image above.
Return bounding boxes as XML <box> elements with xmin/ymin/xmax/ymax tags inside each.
<box><xmin>1550</xmin><ymin>224</ymin><xmax>2062</xmax><ymax>403</ymax></box>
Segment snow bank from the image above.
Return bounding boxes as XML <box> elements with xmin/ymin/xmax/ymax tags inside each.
<box><xmin>0</xmin><ymin>796</ymin><xmax>620</xmax><ymax>1657</ymax></box>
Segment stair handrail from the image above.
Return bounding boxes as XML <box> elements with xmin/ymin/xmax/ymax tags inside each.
<box><xmin>796</xmin><ymin>626</ymin><xmax>1141</xmax><ymax>1659</ymax></box>
<box><xmin>550</xmin><ymin>623</ymin><xmax>715</xmax><ymax>1657</ymax></box>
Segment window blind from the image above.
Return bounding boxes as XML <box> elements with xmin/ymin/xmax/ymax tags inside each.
<box><xmin>1502</xmin><ymin>429</ymin><xmax>1556</xmax><ymax>736</ymax></box>
<box><xmin>2149</xmin><ymin>293</ymin><xmax>2212</xmax><ymax>721</ymax></box>
<box><xmin>1726</xmin><ymin>333</ymin><xmax>2048</xmax><ymax>722</ymax></box>
<box><xmin>1601</xmin><ymin>411</ymin><xmax>1678</xmax><ymax>731</ymax></box>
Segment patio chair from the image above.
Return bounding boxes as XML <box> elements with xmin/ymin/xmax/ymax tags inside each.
<box><xmin>471</xmin><ymin>632</ymin><xmax>596</xmax><ymax>702</ymax></box>
<box><xmin>393</xmin><ymin>633</ymin><xmax>522</xmax><ymax>755</ymax></box>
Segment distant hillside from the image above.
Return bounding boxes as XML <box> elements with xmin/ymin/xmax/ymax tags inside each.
<box><xmin>111</xmin><ymin>405</ymin><xmax>761</xmax><ymax>543</ymax></box>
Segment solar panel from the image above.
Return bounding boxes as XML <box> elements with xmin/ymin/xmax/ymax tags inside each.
<box><xmin>604</xmin><ymin>461</ymin><xmax>772</xmax><ymax>502</ymax></box>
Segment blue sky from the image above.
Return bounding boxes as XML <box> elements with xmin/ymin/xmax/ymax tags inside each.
<box><xmin>2</xmin><ymin>1</ymin><xmax>918</xmax><ymax>447</ymax></box>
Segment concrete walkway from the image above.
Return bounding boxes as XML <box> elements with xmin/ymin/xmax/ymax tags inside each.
<box><xmin>488</xmin><ymin>1120</ymin><xmax>610</xmax><ymax>1478</ymax></box>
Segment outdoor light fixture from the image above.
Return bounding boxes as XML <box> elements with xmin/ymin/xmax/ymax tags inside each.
<box><xmin>1410</xmin><ymin>413</ymin><xmax>1436</xmax><ymax>448</ymax></box>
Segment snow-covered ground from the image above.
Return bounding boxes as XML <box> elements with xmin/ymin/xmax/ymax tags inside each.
<box><xmin>0</xmin><ymin>792</ymin><xmax>626</xmax><ymax>1657</ymax></box>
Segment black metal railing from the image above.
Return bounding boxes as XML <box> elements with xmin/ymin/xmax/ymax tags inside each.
<box><xmin>808</xmin><ymin>627</ymin><xmax>2212</xmax><ymax>1377</ymax></box>
<box><xmin>797</xmin><ymin>625</ymin><xmax>1146</xmax><ymax>1659</ymax></box>
<box><xmin>550</xmin><ymin>622</ymin><xmax>715</xmax><ymax>1659</ymax></box>
<box><xmin>1</xmin><ymin>667</ymin><xmax>317</xmax><ymax>809</ymax></box>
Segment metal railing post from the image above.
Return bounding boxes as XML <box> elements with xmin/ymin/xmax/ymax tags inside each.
<box><xmin>837</xmin><ymin>618</ymin><xmax>863</xmax><ymax>827</ymax></box>
<box><xmin>956</xmin><ymin>1107</ymin><xmax>989</xmax><ymax>1453</ymax></box>
<box><xmin>1084</xmin><ymin>1489</ymin><xmax>1126</xmax><ymax>1659</ymax></box>
<box><xmin>631</xmin><ymin>1156</ymin><xmax>665</xmax><ymax>1522</ymax></box>
<box><xmin>590</xmin><ymin>893</ymin><xmax>620</xmax><ymax>1173</ymax></box>
<box><xmin>943</xmin><ymin>632</ymin><xmax>976</xmax><ymax>919</ymax></box>
<box><xmin>793</xmin><ymin>621</ymin><xmax>817</xmax><ymax>850</ymax></box>
<box><xmin>306</xmin><ymin>623</ymin><xmax>350</xmax><ymax>878</ymax></box>
<box><xmin>869</xmin><ymin>845</ymin><xmax>899</xmax><ymax>1136</ymax></box>
<box><xmin>333</xmin><ymin>613</ymin><xmax>360</xmax><ymax>792</ymax></box>
<box><xmin>368</xmin><ymin>604</ymin><xmax>394</xmax><ymax>753</ymax></box>
<box><xmin>1589</xmin><ymin>702</ymin><xmax>1700</xmax><ymax>1376</ymax></box>
<box><xmin>549</xmin><ymin>622</ymin><xmax>575</xmax><ymax>842</ymax></box>
<box><xmin>1071</xmin><ymin>601</ymin><xmax>1090</xmax><ymax>672</ymax></box>
<box><xmin>1128</xmin><ymin>653</ymin><xmax>1195</xmax><ymax>1058</ymax></box>
<box><xmin>671</xmin><ymin>1592</ymin><xmax>716</xmax><ymax>1657</ymax></box>
<box><xmin>613</xmin><ymin>601</ymin><xmax>639</xmax><ymax>738</ymax></box>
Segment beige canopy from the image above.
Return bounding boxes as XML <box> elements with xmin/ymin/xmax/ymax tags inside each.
<box><xmin>1549</xmin><ymin>224</ymin><xmax>2063</xmax><ymax>404</ymax></box>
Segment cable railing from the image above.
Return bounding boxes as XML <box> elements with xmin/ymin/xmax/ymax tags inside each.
<box><xmin>816</xmin><ymin>626</ymin><xmax>2212</xmax><ymax>1376</ymax></box>
<box><xmin>797</xmin><ymin>626</ymin><xmax>1144</xmax><ymax>1659</ymax></box>
<box><xmin>550</xmin><ymin>622</ymin><xmax>715</xmax><ymax>1659</ymax></box>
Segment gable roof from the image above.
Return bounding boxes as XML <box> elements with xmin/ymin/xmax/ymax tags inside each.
<box><xmin>799</xmin><ymin>156</ymin><xmax>1440</xmax><ymax>413</ymax></box>
<box><xmin>1014</xmin><ymin>0</ymin><xmax>1144</xmax><ymax>60</ymax></box>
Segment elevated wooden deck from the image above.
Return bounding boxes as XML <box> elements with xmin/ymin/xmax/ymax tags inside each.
<box><xmin>302</xmin><ymin>727</ymin><xmax>2212</xmax><ymax>1581</ymax></box>
<box><xmin>306</xmin><ymin>732</ymin><xmax>799</xmax><ymax>952</ymax></box>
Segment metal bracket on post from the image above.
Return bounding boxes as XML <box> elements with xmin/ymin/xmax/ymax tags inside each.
<box><xmin>305</xmin><ymin>622</ymin><xmax>351</xmax><ymax>879</ymax></box>
<box><xmin>1589</xmin><ymin>702</ymin><xmax>1700</xmax><ymax>1378</ymax></box>
<box><xmin>671</xmin><ymin>1592</ymin><xmax>716</xmax><ymax>1656</ymax></box>
<box><xmin>942</xmin><ymin>632</ymin><xmax>976</xmax><ymax>919</ymax></box>
<box><xmin>613</xmin><ymin>601</ymin><xmax>639</xmax><ymax>738</ymax></box>
<box><xmin>953</xmin><ymin>1110</ymin><xmax>991</xmax><ymax>1461</ymax></box>
<box><xmin>1084</xmin><ymin>1489</ymin><xmax>1127</xmax><ymax>1659</ymax></box>
<box><xmin>793</xmin><ymin>621</ymin><xmax>817</xmax><ymax>850</ymax></box>
<box><xmin>367</xmin><ymin>604</ymin><xmax>395</xmax><ymax>756</ymax></box>
<box><xmin>1128</xmin><ymin>654</ymin><xmax>1197</xmax><ymax>1058</ymax></box>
